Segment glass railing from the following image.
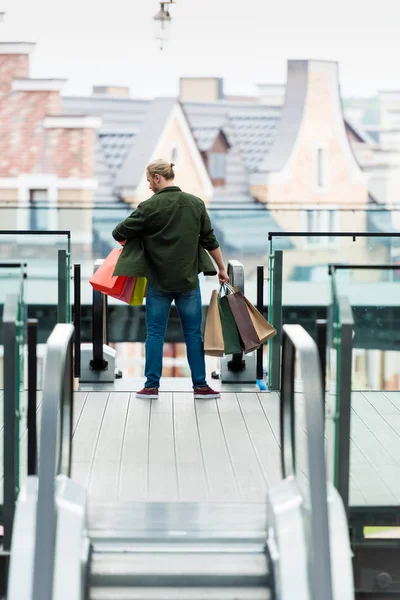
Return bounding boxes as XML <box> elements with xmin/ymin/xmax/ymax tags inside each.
<box><xmin>328</xmin><ymin>264</ymin><xmax>400</xmax><ymax>509</ymax></box>
<box><xmin>0</xmin><ymin>230</ymin><xmax>71</xmax><ymax>322</ymax></box>
<box><xmin>268</xmin><ymin>231</ymin><xmax>400</xmax><ymax>389</ymax></box>
<box><xmin>2</xmin><ymin>205</ymin><xmax>400</xmax><ymax>357</ymax></box>
<box><xmin>0</xmin><ymin>262</ymin><xmax>26</xmax><ymax>308</ymax></box>
<box><xmin>3</xmin><ymin>205</ymin><xmax>400</xmax><ymax>305</ymax></box>
<box><xmin>329</xmin><ymin>264</ymin><xmax>400</xmax><ymax>391</ymax></box>
<box><xmin>0</xmin><ymin>263</ymin><xmax>26</xmax><ymax>386</ymax></box>
<box><xmin>326</xmin><ymin>268</ymin><xmax>353</xmax><ymax>514</ymax></box>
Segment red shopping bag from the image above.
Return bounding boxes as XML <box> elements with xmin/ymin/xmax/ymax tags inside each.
<box><xmin>89</xmin><ymin>248</ymin><xmax>127</xmax><ymax>295</ymax></box>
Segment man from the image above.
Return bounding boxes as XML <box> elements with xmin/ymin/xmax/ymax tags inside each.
<box><xmin>112</xmin><ymin>158</ymin><xmax>229</xmax><ymax>400</ymax></box>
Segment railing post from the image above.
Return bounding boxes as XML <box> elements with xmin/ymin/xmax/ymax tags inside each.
<box><xmin>3</xmin><ymin>294</ymin><xmax>19</xmax><ymax>552</ymax></box>
<box><xmin>270</xmin><ymin>250</ymin><xmax>283</xmax><ymax>390</ymax></box>
<box><xmin>256</xmin><ymin>265</ymin><xmax>264</xmax><ymax>383</ymax></box>
<box><xmin>227</xmin><ymin>260</ymin><xmax>245</xmax><ymax>373</ymax></box>
<box><xmin>80</xmin><ymin>259</ymin><xmax>118</xmax><ymax>383</ymax></box>
<box><xmin>220</xmin><ymin>260</ymin><xmax>256</xmax><ymax>384</ymax></box>
<box><xmin>91</xmin><ymin>262</ymin><xmax>108</xmax><ymax>371</ymax></box>
<box><xmin>27</xmin><ymin>319</ymin><xmax>38</xmax><ymax>476</ymax></box>
<box><xmin>316</xmin><ymin>318</ymin><xmax>327</xmax><ymax>420</ymax></box>
<box><xmin>73</xmin><ymin>264</ymin><xmax>81</xmax><ymax>378</ymax></box>
<box><xmin>57</xmin><ymin>249</ymin><xmax>68</xmax><ymax>323</ymax></box>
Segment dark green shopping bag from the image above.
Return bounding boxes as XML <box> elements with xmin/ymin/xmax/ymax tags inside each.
<box><xmin>217</xmin><ymin>289</ymin><xmax>242</xmax><ymax>355</ymax></box>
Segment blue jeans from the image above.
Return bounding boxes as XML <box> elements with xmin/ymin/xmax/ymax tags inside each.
<box><xmin>144</xmin><ymin>281</ymin><xmax>207</xmax><ymax>389</ymax></box>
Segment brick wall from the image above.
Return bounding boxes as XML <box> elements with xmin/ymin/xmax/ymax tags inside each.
<box><xmin>0</xmin><ymin>54</ymin><xmax>29</xmax><ymax>99</ymax></box>
<box><xmin>0</xmin><ymin>51</ymin><xmax>96</xmax><ymax>180</ymax></box>
<box><xmin>45</xmin><ymin>128</ymin><xmax>96</xmax><ymax>178</ymax></box>
<box><xmin>1</xmin><ymin>90</ymin><xmax>61</xmax><ymax>176</ymax></box>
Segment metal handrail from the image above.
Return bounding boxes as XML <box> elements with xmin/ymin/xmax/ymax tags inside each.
<box><xmin>2</xmin><ymin>294</ymin><xmax>20</xmax><ymax>552</ymax></box>
<box><xmin>0</xmin><ymin>229</ymin><xmax>70</xmax><ymax>237</ymax></box>
<box><xmin>33</xmin><ymin>323</ymin><xmax>74</xmax><ymax>600</ymax></box>
<box><xmin>280</xmin><ymin>324</ymin><xmax>333</xmax><ymax>600</ymax></box>
<box><xmin>269</xmin><ymin>231</ymin><xmax>400</xmax><ymax>239</ymax></box>
<box><xmin>329</xmin><ymin>263</ymin><xmax>400</xmax><ymax>271</ymax></box>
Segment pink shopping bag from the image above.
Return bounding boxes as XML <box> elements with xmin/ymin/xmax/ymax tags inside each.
<box><xmin>110</xmin><ymin>276</ymin><xmax>136</xmax><ymax>303</ymax></box>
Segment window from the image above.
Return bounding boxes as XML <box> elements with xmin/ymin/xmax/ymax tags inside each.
<box><xmin>29</xmin><ymin>189</ymin><xmax>49</xmax><ymax>230</ymax></box>
<box><xmin>208</xmin><ymin>152</ymin><xmax>226</xmax><ymax>181</ymax></box>
<box><xmin>315</xmin><ymin>146</ymin><xmax>327</xmax><ymax>191</ymax></box>
<box><xmin>171</xmin><ymin>146</ymin><xmax>178</xmax><ymax>163</ymax></box>
<box><xmin>305</xmin><ymin>208</ymin><xmax>339</xmax><ymax>247</ymax></box>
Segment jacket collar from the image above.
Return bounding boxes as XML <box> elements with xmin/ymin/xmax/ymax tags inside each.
<box><xmin>155</xmin><ymin>186</ymin><xmax>181</xmax><ymax>195</ymax></box>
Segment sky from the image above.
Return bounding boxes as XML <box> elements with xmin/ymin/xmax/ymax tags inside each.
<box><xmin>2</xmin><ymin>0</ymin><xmax>400</xmax><ymax>99</ymax></box>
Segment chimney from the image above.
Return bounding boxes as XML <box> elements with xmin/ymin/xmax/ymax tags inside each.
<box><xmin>179</xmin><ymin>77</ymin><xmax>224</xmax><ymax>102</ymax></box>
<box><xmin>0</xmin><ymin>43</ymin><xmax>35</xmax><ymax>97</ymax></box>
<box><xmin>256</xmin><ymin>83</ymin><xmax>285</xmax><ymax>106</ymax></box>
<box><xmin>92</xmin><ymin>85</ymin><xmax>130</xmax><ymax>99</ymax></box>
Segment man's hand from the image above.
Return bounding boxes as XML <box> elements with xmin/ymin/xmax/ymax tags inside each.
<box><xmin>218</xmin><ymin>268</ymin><xmax>229</xmax><ymax>284</ymax></box>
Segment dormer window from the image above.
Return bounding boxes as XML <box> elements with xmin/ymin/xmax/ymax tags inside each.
<box><xmin>208</xmin><ymin>152</ymin><xmax>226</xmax><ymax>182</ymax></box>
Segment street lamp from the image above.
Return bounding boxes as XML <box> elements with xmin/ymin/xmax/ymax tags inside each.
<box><xmin>153</xmin><ymin>1</ymin><xmax>175</xmax><ymax>50</ymax></box>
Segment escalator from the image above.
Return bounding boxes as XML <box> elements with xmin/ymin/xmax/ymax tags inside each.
<box><xmin>6</xmin><ymin>323</ymin><xmax>354</xmax><ymax>600</ymax></box>
<box><xmin>88</xmin><ymin>502</ymin><xmax>271</xmax><ymax>600</ymax></box>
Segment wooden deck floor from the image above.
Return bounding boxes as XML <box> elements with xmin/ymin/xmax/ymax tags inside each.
<box><xmin>71</xmin><ymin>390</ymin><xmax>282</xmax><ymax>503</ymax></box>
<box><xmin>2</xmin><ymin>387</ymin><xmax>400</xmax><ymax>507</ymax></box>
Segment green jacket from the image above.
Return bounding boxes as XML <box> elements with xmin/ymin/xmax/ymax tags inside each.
<box><xmin>112</xmin><ymin>186</ymin><xmax>219</xmax><ymax>292</ymax></box>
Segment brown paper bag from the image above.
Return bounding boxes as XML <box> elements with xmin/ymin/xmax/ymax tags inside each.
<box><xmin>227</xmin><ymin>290</ymin><xmax>260</xmax><ymax>353</ymax></box>
<box><xmin>233</xmin><ymin>286</ymin><xmax>277</xmax><ymax>344</ymax></box>
<box><xmin>204</xmin><ymin>289</ymin><xmax>224</xmax><ymax>356</ymax></box>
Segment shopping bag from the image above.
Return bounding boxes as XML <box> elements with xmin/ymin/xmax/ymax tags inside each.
<box><xmin>111</xmin><ymin>276</ymin><xmax>136</xmax><ymax>303</ymax></box>
<box><xmin>204</xmin><ymin>289</ymin><xmax>224</xmax><ymax>357</ymax></box>
<box><xmin>129</xmin><ymin>277</ymin><xmax>147</xmax><ymax>306</ymax></box>
<box><xmin>226</xmin><ymin>287</ymin><xmax>260</xmax><ymax>353</ymax></box>
<box><xmin>89</xmin><ymin>248</ymin><xmax>127</xmax><ymax>295</ymax></box>
<box><xmin>244</xmin><ymin>297</ymin><xmax>276</xmax><ymax>343</ymax></box>
<box><xmin>228</xmin><ymin>284</ymin><xmax>277</xmax><ymax>344</ymax></box>
<box><xmin>217</xmin><ymin>286</ymin><xmax>242</xmax><ymax>355</ymax></box>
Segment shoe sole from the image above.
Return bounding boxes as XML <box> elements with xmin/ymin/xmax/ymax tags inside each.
<box><xmin>136</xmin><ymin>393</ymin><xmax>158</xmax><ymax>399</ymax></box>
<box><xmin>194</xmin><ymin>393</ymin><xmax>221</xmax><ymax>400</ymax></box>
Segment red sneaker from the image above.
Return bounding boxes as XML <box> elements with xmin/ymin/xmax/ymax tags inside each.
<box><xmin>136</xmin><ymin>387</ymin><xmax>159</xmax><ymax>399</ymax></box>
<box><xmin>193</xmin><ymin>385</ymin><xmax>221</xmax><ymax>400</ymax></box>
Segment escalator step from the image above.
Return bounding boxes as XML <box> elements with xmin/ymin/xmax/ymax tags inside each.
<box><xmin>89</xmin><ymin>587</ymin><xmax>272</xmax><ymax>600</ymax></box>
<box><xmin>90</xmin><ymin>551</ymin><xmax>270</xmax><ymax>589</ymax></box>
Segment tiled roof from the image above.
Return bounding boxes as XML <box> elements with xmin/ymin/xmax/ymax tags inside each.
<box><xmin>191</xmin><ymin>126</ymin><xmax>222</xmax><ymax>151</ymax></box>
<box><xmin>62</xmin><ymin>96</ymin><xmax>149</xmax><ymax>133</ymax></box>
<box><xmin>99</xmin><ymin>133</ymin><xmax>135</xmax><ymax>180</ymax></box>
<box><xmin>229</xmin><ymin>114</ymin><xmax>279</xmax><ymax>172</ymax></box>
<box><xmin>61</xmin><ymin>95</ymin><xmax>282</xmax><ymax>204</ymax></box>
<box><xmin>62</xmin><ymin>96</ymin><xmax>150</xmax><ymax>201</ymax></box>
<box><xmin>115</xmin><ymin>98</ymin><xmax>177</xmax><ymax>189</ymax></box>
<box><xmin>183</xmin><ymin>101</ymin><xmax>281</xmax><ymax>172</ymax></box>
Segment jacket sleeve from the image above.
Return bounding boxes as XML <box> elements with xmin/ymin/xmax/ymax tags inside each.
<box><xmin>199</xmin><ymin>203</ymin><xmax>219</xmax><ymax>251</ymax></box>
<box><xmin>112</xmin><ymin>204</ymin><xmax>146</xmax><ymax>242</ymax></box>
